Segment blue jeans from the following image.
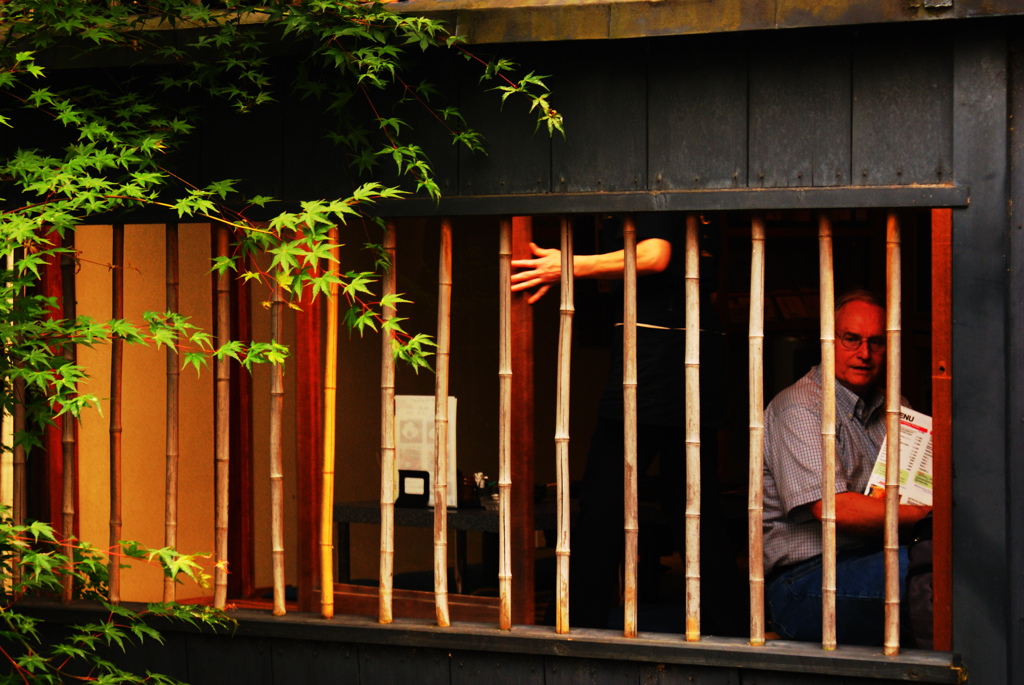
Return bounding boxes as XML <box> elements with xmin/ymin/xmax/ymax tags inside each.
<box><xmin>766</xmin><ymin>546</ymin><xmax>909</xmax><ymax>645</ymax></box>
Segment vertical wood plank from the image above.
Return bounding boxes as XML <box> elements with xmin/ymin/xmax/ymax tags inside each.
<box><xmin>748</xmin><ymin>31</ymin><xmax>852</xmax><ymax>188</ymax></box>
<box><xmin>852</xmin><ymin>25</ymin><xmax>954</xmax><ymax>186</ymax></box>
<box><xmin>649</xmin><ymin>35</ymin><xmax>748</xmax><ymax>190</ymax></box>
<box><xmin>510</xmin><ymin>217</ymin><xmax>537</xmax><ymax>625</ymax></box>
<box><xmin>550</xmin><ymin>43</ymin><xmax>646</xmax><ymax>193</ymax></box>
<box><xmin>295</xmin><ymin>280</ymin><xmax>323</xmax><ymax>613</ymax></box>
<box><xmin>931</xmin><ymin>209</ymin><xmax>953</xmax><ymax>651</ymax></box>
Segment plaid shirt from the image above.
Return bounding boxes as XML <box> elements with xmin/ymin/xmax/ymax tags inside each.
<box><xmin>762</xmin><ymin>366</ymin><xmax>887</xmax><ymax>574</ymax></box>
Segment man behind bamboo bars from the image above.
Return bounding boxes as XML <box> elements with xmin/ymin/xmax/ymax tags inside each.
<box><xmin>762</xmin><ymin>290</ymin><xmax>931</xmax><ymax>644</ymax></box>
<box><xmin>512</xmin><ymin>214</ymin><xmax>744</xmax><ymax>634</ymax></box>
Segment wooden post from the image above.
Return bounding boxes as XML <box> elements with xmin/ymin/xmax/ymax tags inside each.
<box><xmin>555</xmin><ymin>216</ymin><xmax>574</xmax><ymax>634</ymax></box>
<box><xmin>748</xmin><ymin>214</ymin><xmax>767</xmax><ymax>646</ymax></box>
<box><xmin>684</xmin><ymin>213</ymin><xmax>701</xmax><ymax>642</ymax></box>
<box><xmin>270</xmin><ymin>280</ymin><xmax>286</xmax><ymax>617</ymax></box>
<box><xmin>109</xmin><ymin>224</ymin><xmax>124</xmax><ymax>605</ymax></box>
<box><xmin>818</xmin><ymin>212</ymin><xmax>837</xmax><ymax>651</ymax></box>
<box><xmin>60</xmin><ymin>232</ymin><xmax>77</xmax><ymax>604</ymax></box>
<box><xmin>320</xmin><ymin>226</ymin><xmax>341</xmax><ymax>619</ymax></box>
<box><xmin>434</xmin><ymin>219</ymin><xmax>453</xmax><ymax>627</ymax></box>
<box><xmin>622</xmin><ymin>216</ymin><xmax>639</xmax><ymax>638</ymax></box>
<box><xmin>510</xmin><ymin>217</ymin><xmax>536</xmax><ymax>625</ymax></box>
<box><xmin>295</xmin><ymin>282</ymin><xmax>323</xmax><ymax>613</ymax></box>
<box><xmin>883</xmin><ymin>211</ymin><xmax>902</xmax><ymax>656</ymax></box>
<box><xmin>213</xmin><ymin>226</ymin><xmax>231</xmax><ymax>609</ymax></box>
<box><xmin>930</xmin><ymin>208</ymin><xmax>953</xmax><ymax>651</ymax></box>
<box><xmin>379</xmin><ymin>222</ymin><xmax>397</xmax><ymax>624</ymax></box>
<box><xmin>498</xmin><ymin>218</ymin><xmax>513</xmax><ymax>630</ymax></box>
<box><xmin>164</xmin><ymin>223</ymin><xmax>179</xmax><ymax>603</ymax></box>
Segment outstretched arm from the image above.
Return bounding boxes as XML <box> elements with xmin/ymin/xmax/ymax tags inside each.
<box><xmin>510</xmin><ymin>238</ymin><xmax>671</xmax><ymax>304</ymax></box>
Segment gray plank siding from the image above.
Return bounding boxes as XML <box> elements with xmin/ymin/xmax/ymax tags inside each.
<box><xmin>748</xmin><ymin>29</ymin><xmax>853</xmax><ymax>188</ymax></box>
<box><xmin>851</xmin><ymin>25</ymin><xmax>954</xmax><ymax>187</ymax></box>
<box><xmin>951</xmin><ymin>23</ymin><xmax>1012</xmax><ymax>685</ymax></box>
<box><xmin>456</xmin><ymin>45</ymin><xmax>554</xmax><ymax>196</ymax></box>
<box><xmin>648</xmin><ymin>33</ymin><xmax>749</xmax><ymax>191</ymax></box>
<box><xmin>550</xmin><ymin>40</ymin><xmax>649</xmax><ymax>194</ymax></box>
<box><xmin>1008</xmin><ymin>31</ymin><xmax>1024</xmax><ymax>685</ymax></box>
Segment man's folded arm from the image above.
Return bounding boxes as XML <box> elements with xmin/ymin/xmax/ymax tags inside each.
<box><xmin>808</xmin><ymin>493</ymin><xmax>931</xmax><ymax>538</ymax></box>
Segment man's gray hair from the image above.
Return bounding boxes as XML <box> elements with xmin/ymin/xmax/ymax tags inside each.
<box><xmin>835</xmin><ymin>289</ymin><xmax>883</xmax><ymax>316</ymax></box>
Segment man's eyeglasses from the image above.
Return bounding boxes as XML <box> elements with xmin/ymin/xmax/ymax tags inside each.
<box><xmin>838</xmin><ymin>333</ymin><xmax>886</xmax><ymax>353</ymax></box>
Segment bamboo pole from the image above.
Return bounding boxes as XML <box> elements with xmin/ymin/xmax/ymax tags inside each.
<box><xmin>684</xmin><ymin>213</ymin><xmax>701</xmax><ymax>642</ymax></box>
<box><xmin>883</xmin><ymin>211</ymin><xmax>902</xmax><ymax>656</ymax></box>
<box><xmin>164</xmin><ymin>223</ymin><xmax>179</xmax><ymax>603</ymax></box>
<box><xmin>8</xmin><ymin>249</ymin><xmax>25</xmax><ymax>590</ymax></box>
<box><xmin>555</xmin><ymin>216</ymin><xmax>574</xmax><ymax>634</ymax></box>
<box><xmin>10</xmin><ymin>241</ymin><xmax>25</xmax><ymax>589</ymax></box>
<box><xmin>622</xmin><ymin>216</ymin><xmax>639</xmax><ymax>638</ymax></box>
<box><xmin>818</xmin><ymin>213</ymin><xmax>837</xmax><ymax>651</ymax></box>
<box><xmin>60</xmin><ymin>232</ymin><xmax>76</xmax><ymax>604</ymax></box>
<box><xmin>497</xmin><ymin>218</ymin><xmax>513</xmax><ymax>630</ymax></box>
<box><xmin>320</xmin><ymin>226</ymin><xmax>341</xmax><ymax>619</ymax></box>
<box><xmin>270</xmin><ymin>279</ymin><xmax>286</xmax><ymax>616</ymax></box>
<box><xmin>433</xmin><ymin>219</ymin><xmax>453</xmax><ymax>627</ymax></box>
<box><xmin>12</xmin><ymin>378</ymin><xmax>25</xmax><ymax>590</ymax></box>
<box><xmin>109</xmin><ymin>224</ymin><xmax>124</xmax><ymax>605</ymax></box>
<box><xmin>379</xmin><ymin>222</ymin><xmax>397</xmax><ymax>624</ymax></box>
<box><xmin>748</xmin><ymin>213</ymin><xmax>767</xmax><ymax>646</ymax></box>
<box><xmin>214</xmin><ymin>226</ymin><xmax>231</xmax><ymax>609</ymax></box>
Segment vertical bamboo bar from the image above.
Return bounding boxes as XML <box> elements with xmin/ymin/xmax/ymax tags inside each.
<box><xmin>818</xmin><ymin>212</ymin><xmax>837</xmax><ymax>651</ymax></box>
<box><xmin>622</xmin><ymin>216</ymin><xmax>639</xmax><ymax>638</ymax></box>
<box><xmin>270</xmin><ymin>280</ymin><xmax>286</xmax><ymax>616</ymax></box>
<box><xmin>497</xmin><ymin>218</ymin><xmax>513</xmax><ymax>630</ymax></box>
<box><xmin>320</xmin><ymin>226</ymin><xmax>341</xmax><ymax>619</ymax></box>
<box><xmin>9</xmin><ymin>249</ymin><xmax>26</xmax><ymax>589</ymax></box>
<box><xmin>748</xmin><ymin>213</ymin><xmax>767</xmax><ymax>646</ymax></box>
<box><xmin>164</xmin><ymin>224</ymin><xmax>180</xmax><ymax>603</ymax></box>
<box><xmin>379</xmin><ymin>222</ymin><xmax>397</xmax><ymax>624</ymax></box>
<box><xmin>555</xmin><ymin>216</ymin><xmax>574</xmax><ymax>634</ymax></box>
<box><xmin>109</xmin><ymin>224</ymin><xmax>124</xmax><ymax>605</ymax></box>
<box><xmin>12</xmin><ymin>377</ymin><xmax>25</xmax><ymax>592</ymax></box>
<box><xmin>883</xmin><ymin>211</ymin><xmax>902</xmax><ymax>656</ymax></box>
<box><xmin>60</xmin><ymin>232</ymin><xmax>76</xmax><ymax>604</ymax></box>
<box><xmin>684</xmin><ymin>213</ymin><xmax>701</xmax><ymax>642</ymax></box>
<box><xmin>434</xmin><ymin>219</ymin><xmax>453</xmax><ymax>627</ymax></box>
<box><xmin>214</xmin><ymin>226</ymin><xmax>231</xmax><ymax>609</ymax></box>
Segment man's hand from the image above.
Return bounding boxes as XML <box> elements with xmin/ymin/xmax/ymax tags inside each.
<box><xmin>510</xmin><ymin>238</ymin><xmax>672</xmax><ymax>304</ymax></box>
<box><xmin>510</xmin><ymin>242</ymin><xmax>561</xmax><ymax>304</ymax></box>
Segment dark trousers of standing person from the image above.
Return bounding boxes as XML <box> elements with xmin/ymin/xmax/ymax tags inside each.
<box><xmin>566</xmin><ymin>418</ymin><xmax>746</xmax><ymax>635</ymax></box>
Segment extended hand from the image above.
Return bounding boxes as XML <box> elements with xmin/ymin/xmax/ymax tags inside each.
<box><xmin>510</xmin><ymin>242</ymin><xmax>561</xmax><ymax>304</ymax></box>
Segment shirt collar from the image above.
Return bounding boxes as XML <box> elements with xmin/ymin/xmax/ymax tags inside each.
<box><xmin>810</xmin><ymin>365</ymin><xmax>884</xmax><ymax>425</ymax></box>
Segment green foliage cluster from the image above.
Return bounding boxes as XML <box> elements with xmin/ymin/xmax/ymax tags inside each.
<box><xmin>0</xmin><ymin>2</ymin><xmax>562</xmax><ymax>680</ymax></box>
<box><xmin>1</xmin><ymin>506</ymin><xmax>233</xmax><ymax>683</ymax></box>
<box><xmin>0</xmin><ymin>0</ymin><xmax>562</xmax><ymax>420</ymax></box>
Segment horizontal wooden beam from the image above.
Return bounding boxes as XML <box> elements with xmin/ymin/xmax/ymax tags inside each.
<box><xmin>398</xmin><ymin>0</ymin><xmax>1022</xmax><ymax>44</ymax></box>
<box><xmin>372</xmin><ymin>185</ymin><xmax>969</xmax><ymax>218</ymax></box>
